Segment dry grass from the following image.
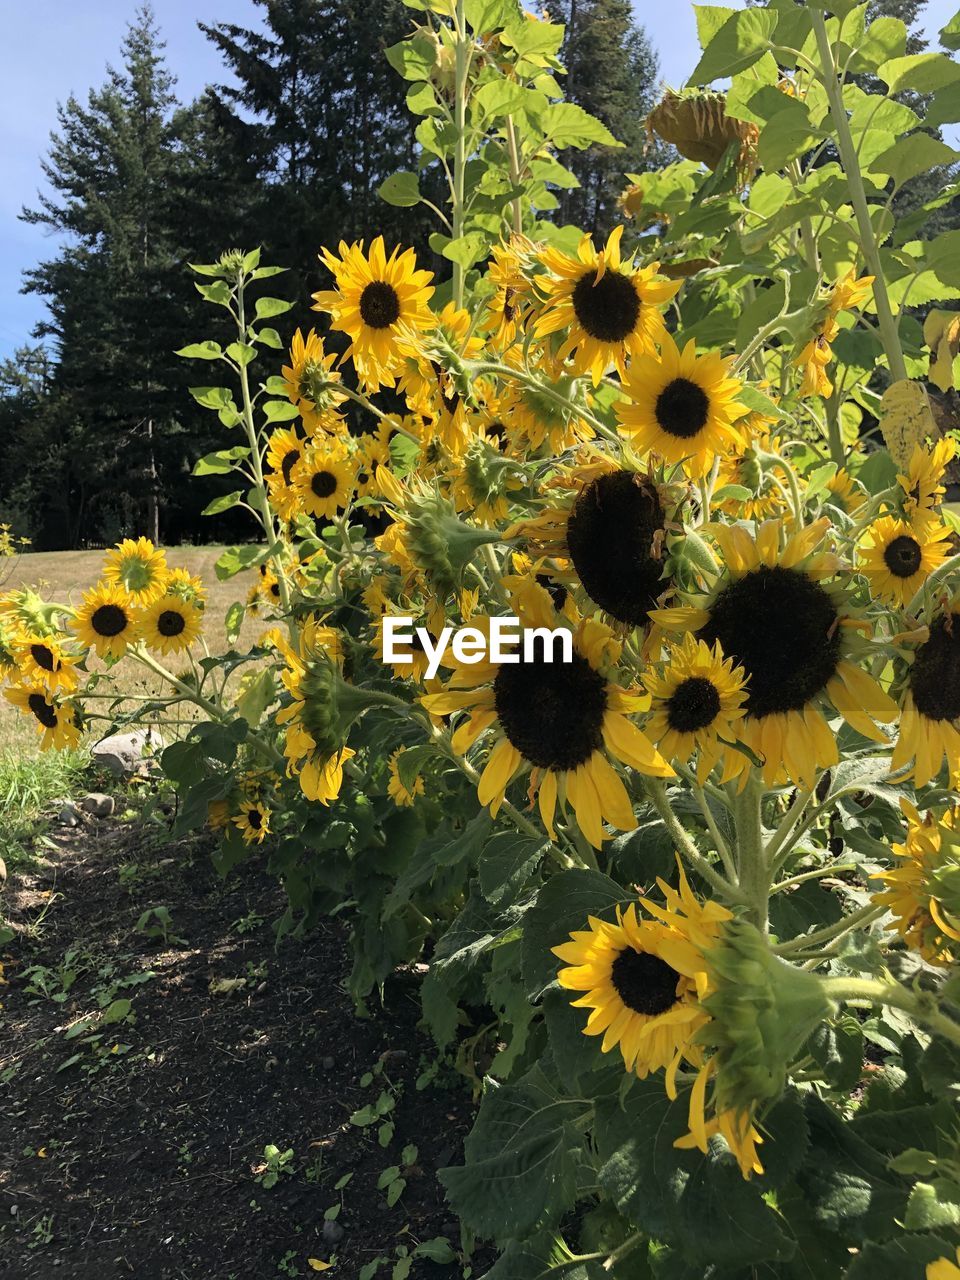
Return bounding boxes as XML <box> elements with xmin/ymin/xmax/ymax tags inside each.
<box><xmin>1</xmin><ymin>547</ymin><xmax>260</xmax><ymax>759</ymax></box>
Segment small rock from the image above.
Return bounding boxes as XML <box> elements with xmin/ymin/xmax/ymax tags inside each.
<box><xmin>321</xmin><ymin>1221</ymin><xmax>344</xmax><ymax>1245</ymax></box>
<box><xmin>81</xmin><ymin>792</ymin><xmax>115</xmax><ymax>818</ymax></box>
<box><xmin>321</xmin><ymin>1055</ymin><xmax>336</xmax><ymax>1071</ymax></box>
<box><xmin>57</xmin><ymin>802</ymin><xmax>80</xmax><ymax>827</ymax></box>
<box><xmin>9</xmin><ymin>1205</ymin><xmax>17</xmax><ymax>1217</ymax></box>
<box><xmin>91</xmin><ymin>728</ymin><xmax>164</xmax><ymax>776</ymax></box>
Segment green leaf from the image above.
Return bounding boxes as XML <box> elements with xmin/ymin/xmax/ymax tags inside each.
<box><xmin>262</xmin><ymin>399</ymin><xmax>301</xmax><ymax>423</ymax></box>
<box><xmin>176</xmin><ymin>341</ymin><xmax>223</xmax><ymax>360</ymax></box>
<box><xmin>196</xmin><ymin>280</ymin><xmax>232</xmax><ymax>305</ymax></box>
<box><xmin>235</xmin><ymin>668</ymin><xmax>276</xmax><ymax>728</ymax></box>
<box><xmin>757</xmin><ymin>98</ymin><xmax>822</xmax><ymax>170</ymax></box>
<box><xmin>595</xmin><ymin>1080</ymin><xmax>793</xmax><ymax>1267</ymax></box>
<box><xmin>190</xmin><ymin>386</ymin><xmax>234</xmax><ymax>411</ymax></box>
<box><xmin>378</xmin><ymin>171</ymin><xmax>422</xmax><ymax>208</ymax></box>
<box><xmin>464</xmin><ymin>0</ymin><xmax>523</xmax><ymax>33</ymax></box>
<box><xmin>192</xmin><ymin>447</ymin><xmax>250</xmax><ymax>476</ymax></box>
<box><xmin>848</xmin><ymin>16</ymin><xmax>907</xmax><ymax>72</ymax></box>
<box><xmin>442</xmin><ymin>233</ymin><xmax>488</xmax><ymax>270</ymax></box>
<box><xmin>472</xmin><ymin>79</ymin><xmax>534</xmax><ymax>120</ymax></box>
<box><xmin>879</xmin><ymin>52</ymin><xmax>960</xmax><ymax>95</ymax></box>
<box><xmin>254</xmin><ymin>327</ymin><xmax>283</xmax><ymax>349</ymax></box>
<box><xmin>540</xmin><ymin>103</ymin><xmax>621</xmax><ymax>149</ymax></box>
<box><xmin>385</xmin><ymin>33</ymin><xmax>436</xmax><ymax>81</ymax></box>
<box><xmin>478</xmin><ymin>832</ymin><xmax>547</xmax><ymax>906</ymax></box>
<box><xmin>694</xmin><ymin>4</ymin><xmax>737</xmax><ymax>51</ymax></box>
<box><xmin>869</xmin><ymin>134</ymin><xmax>960</xmax><ymax>190</ymax></box>
<box><xmin>688</xmin><ymin>7</ymin><xmax>778</xmax><ymax>84</ymax></box>
<box><xmin>844</xmin><ymin>1235</ymin><xmax>955</xmax><ymax>1280</ymax></box>
<box><xmin>224</xmin><ymin>601</ymin><xmax>245</xmax><ymax>644</ymax></box>
<box><xmin>215</xmin><ymin>545</ymin><xmax>264</xmax><ymax>581</ymax></box>
<box><xmin>521</xmin><ymin>868</ymin><xmax>628</xmax><ymax>1001</ymax></box>
<box><xmin>439</xmin><ymin>1063</ymin><xmax>588</xmax><ymax>1240</ymax></box>
<box><xmin>226</xmin><ymin>341</ymin><xmax>257</xmax><ymax>367</ymax></box>
<box><xmin>251</xmin><ymin>265</ymin><xmax>287</xmax><ymax>280</ymax></box>
<box><xmin>904</xmin><ymin>1179</ymin><xmax>960</xmax><ymax>1230</ymax></box>
<box><xmin>807</xmin><ymin>1016</ymin><xmax>864</xmax><ymax>1091</ymax></box>
<box><xmin>254</xmin><ymin>296</ymin><xmax>293</xmax><ymax>320</ymax></box>
<box><xmin>482</xmin><ymin>1231</ymin><xmax>606</xmax><ymax>1280</ymax></box>
<box><xmin>202</xmin><ymin>491</ymin><xmax>242</xmax><ymax>517</ymax></box>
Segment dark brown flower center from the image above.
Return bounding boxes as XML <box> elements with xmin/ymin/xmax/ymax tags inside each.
<box><xmin>654</xmin><ymin>377</ymin><xmax>710</xmax><ymax>439</ymax></box>
<box><xmin>91</xmin><ymin>604</ymin><xmax>128</xmax><ymax>637</ymax></box>
<box><xmin>158</xmin><ymin>610</ymin><xmax>186</xmax><ymax>637</ymax></box>
<box><xmin>667</xmin><ymin>676</ymin><xmax>722</xmax><ymax>733</ymax></box>
<box><xmin>494</xmin><ymin>649</ymin><xmax>607</xmax><ymax>771</ymax></box>
<box><xmin>610</xmin><ymin>948</ymin><xmax>680</xmax><ymax>1016</ymax></box>
<box><xmin>571</xmin><ymin>269</ymin><xmax>641</xmax><ymax>343</ymax></box>
<box><xmin>359</xmin><ymin>281</ymin><xmax>401</xmax><ymax>329</ymax></box>
<box><xmin>911</xmin><ymin>614</ymin><xmax>960</xmax><ymax>723</ymax></box>
<box><xmin>566</xmin><ymin>470</ymin><xmax>668</xmax><ymax>626</ymax></box>
<box><xmin>30</xmin><ymin>643</ymin><xmax>57</xmax><ymax>672</ymax></box>
<box><xmin>882</xmin><ymin>534</ymin><xmax>922</xmax><ymax>579</ymax></box>
<box><xmin>281</xmin><ymin>449</ymin><xmax>300</xmax><ymax>484</ymax></box>
<box><xmin>248</xmin><ymin>809</ymin><xmax>262</xmax><ymax>830</ymax></box>
<box><xmin>699</xmin><ymin>566</ymin><xmax>840</xmax><ymax>718</ymax></box>
<box><xmin>311</xmin><ymin>470</ymin><xmax>338</xmax><ymax>499</ymax></box>
<box><xmin>28</xmin><ymin>693</ymin><xmax>58</xmax><ymax>729</ymax></box>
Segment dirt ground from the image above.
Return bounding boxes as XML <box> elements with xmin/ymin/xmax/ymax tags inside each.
<box><xmin>0</xmin><ymin>805</ymin><xmax>490</xmax><ymax>1280</ymax></box>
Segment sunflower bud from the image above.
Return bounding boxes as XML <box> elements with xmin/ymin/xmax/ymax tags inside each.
<box><xmin>700</xmin><ymin>919</ymin><xmax>831</xmax><ymax>1114</ymax></box>
<box><xmin>647</xmin><ymin>89</ymin><xmax>758</xmax><ymax>182</ymax></box>
<box><xmin>401</xmin><ymin>485</ymin><xmax>501</xmax><ymax>599</ymax></box>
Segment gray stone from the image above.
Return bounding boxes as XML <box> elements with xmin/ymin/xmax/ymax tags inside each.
<box><xmin>81</xmin><ymin>793</ymin><xmax>115</xmax><ymax>818</ymax></box>
<box><xmin>91</xmin><ymin>728</ymin><xmax>164</xmax><ymax>776</ymax></box>
<box><xmin>321</xmin><ymin>1221</ymin><xmax>344</xmax><ymax>1245</ymax></box>
<box><xmin>57</xmin><ymin>802</ymin><xmax>80</xmax><ymax>827</ymax></box>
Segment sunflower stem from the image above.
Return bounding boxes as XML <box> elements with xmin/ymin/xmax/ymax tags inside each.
<box><xmin>822</xmin><ymin>975</ymin><xmax>960</xmax><ymax>1050</ymax></box>
<box><xmin>775</xmin><ymin>902</ymin><xmax>884</xmax><ymax>955</ymax></box>
<box><xmin>644</xmin><ymin>779</ymin><xmax>744</xmax><ymax>903</ymax></box>
<box><xmin>451</xmin><ymin>0</ymin><xmax>470</xmax><ymax>310</ymax></box>
<box><xmin>733</xmin><ymin>774</ymin><xmax>768</xmax><ymax>931</ymax></box>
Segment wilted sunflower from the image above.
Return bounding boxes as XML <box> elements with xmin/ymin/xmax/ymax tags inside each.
<box><xmin>524</xmin><ymin>462</ymin><xmax>674</xmax><ymax>628</ymax></box>
<box><xmin>858</xmin><ymin>514</ymin><xmax>952</xmax><ymax>607</ymax></box>
<box><xmin>534</xmin><ymin>225</ymin><xmax>679</xmax><ymax>383</ymax></box>
<box><xmin>653</xmin><ymin>519</ymin><xmax>898</xmax><ymax>788</ymax></box>
<box><xmin>643</xmin><ymin>635</ymin><xmax>748</xmax><ymax>782</ymax></box>
<box><xmin>234</xmin><ymin>800</ymin><xmax>271</xmax><ymax>844</ymax></box>
<box><xmin>102</xmin><ymin>537</ymin><xmax>168</xmax><ymax>604</ymax></box>
<box><xmin>793</xmin><ymin>333</ymin><xmax>834</xmax><ymax>399</ymax></box>
<box><xmin>553</xmin><ymin>902</ymin><xmax>713</xmax><ymax>1079</ymax></box>
<box><xmin>387</xmin><ymin>748</ymin><xmax>425</xmax><ymax>807</ymax></box>
<box><xmin>421</xmin><ymin>614</ymin><xmax>673</xmax><ymax>848</ymax></box>
<box><xmin>281</xmin><ymin>328</ymin><xmax>346</xmax><ymax>431</ymax></box>
<box><xmin>616</xmin><ymin>332</ymin><xmax>747</xmax><ymax>478</ymax></box>
<box><xmin>4</xmin><ymin>683</ymin><xmax>82</xmax><ymax>751</ymax></box>
<box><xmin>892</xmin><ymin>598</ymin><xmax>960</xmax><ymax>786</ymax></box>
<box><xmin>291</xmin><ymin>445</ymin><xmax>356</xmax><ymax>520</ymax></box>
<box><xmin>72</xmin><ymin>582</ymin><xmax>140</xmax><ymax>659</ymax></box>
<box><xmin>313</xmin><ymin>236</ymin><xmax>435</xmax><ymax>392</ymax></box>
<box><xmin>872</xmin><ymin>798</ymin><xmax>960</xmax><ymax>966</ymax></box>
<box><xmin>12</xmin><ymin>632</ymin><xmax>78</xmax><ymax>695</ymax></box>
<box><xmin>140</xmin><ymin>594</ymin><xmax>203</xmax><ymax>655</ymax></box>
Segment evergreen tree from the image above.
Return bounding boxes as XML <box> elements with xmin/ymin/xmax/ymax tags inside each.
<box><xmin>547</xmin><ymin>0</ymin><xmax>662</xmax><ymax>235</ymax></box>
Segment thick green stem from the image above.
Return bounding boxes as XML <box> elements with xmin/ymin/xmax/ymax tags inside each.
<box><xmin>644</xmin><ymin>779</ymin><xmax>745</xmax><ymax>903</ymax></box>
<box><xmin>811</xmin><ymin>10</ymin><xmax>907</xmax><ymax>383</ymax></box>
<box><xmin>775</xmin><ymin>902</ymin><xmax>884</xmax><ymax>955</ymax></box>
<box><xmin>823</xmin><ymin>975</ymin><xmax>960</xmax><ymax>1050</ymax></box>
<box><xmin>451</xmin><ymin>0</ymin><xmax>469</xmax><ymax>309</ymax></box>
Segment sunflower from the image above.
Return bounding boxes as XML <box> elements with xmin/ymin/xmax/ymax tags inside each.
<box><xmin>11</xmin><ymin>632</ymin><xmax>79</xmax><ymax>694</ymax></box>
<box><xmin>891</xmin><ymin>599</ymin><xmax>960</xmax><ymax>786</ymax></box>
<box><xmin>534</xmin><ymin>226</ymin><xmax>679</xmax><ymax>383</ymax></box>
<box><xmin>102</xmin><ymin>537</ymin><xmax>168</xmax><ymax>604</ymax></box>
<box><xmin>291</xmin><ymin>445</ymin><xmax>356</xmax><ymax>520</ymax></box>
<box><xmin>872</xmin><ymin>798</ymin><xmax>960</xmax><ymax>966</ymax></box>
<box><xmin>677</xmin><ymin>1061</ymin><xmax>764</xmax><ymax>1180</ymax></box>
<box><xmin>3</xmin><ymin>683</ymin><xmax>82</xmax><ymax>751</ymax></box>
<box><xmin>354</xmin><ymin>433</ymin><xmax>391</xmax><ymax>507</ymax></box>
<box><xmin>929</xmin><ymin>1248</ymin><xmax>960</xmax><ymax>1280</ymax></box>
<box><xmin>140</xmin><ymin>594</ymin><xmax>203</xmax><ymax>655</ymax></box>
<box><xmin>313</xmin><ymin>236</ymin><xmax>435</xmax><ymax>392</ymax></box>
<box><xmin>793</xmin><ymin>333</ymin><xmax>834</xmax><ymax>399</ymax></box>
<box><xmin>165</xmin><ymin>566</ymin><xmax>207</xmax><ymax>605</ymax></box>
<box><xmin>387</xmin><ymin>748</ymin><xmax>425</xmax><ymax>807</ymax></box>
<box><xmin>643</xmin><ymin>636</ymin><xmax>748</xmax><ymax>782</ymax></box>
<box><xmin>524</xmin><ymin>462</ymin><xmax>674</xmax><ymax>628</ymax></box>
<box><xmin>497</xmin><ymin>373</ymin><xmax>595</xmax><ymax>454</ymax></box>
<box><xmin>715</xmin><ymin>429</ymin><xmax>788</xmax><ymax>523</ymax></box>
<box><xmin>421</xmin><ymin>615</ymin><xmax>673</xmax><ymax>848</ymax></box>
<box><xmin>825</xmin><ymin>466</ymin><xmax>866</xmax><ymax>518</ymax></box>
<box><xmin>482</xmin><ymin>235</ymin><xmax>538</xmax><ymax>349</ymax></box>
<box><xmin>72</xmin><ymin>582</ymin><xmax>140</xmax><ymax>659</ymax></box>
<box><xmin>234</xmin><ymin>800</ymin><xmax>271</xmax><ymax>844</ymax></box>
<box><xmin>266</xmin><ymin>426</ymin><xmax>307</xmax><ymax>521</ymax></box>
<box><xmin>374</xmin><ymin>612</ymin><xmax>437</xmax><ymax>682</ymax></box>
<box><xmin>281</xmin><ymin>328</ymin><xmax>346</xmax><ymax>431</ymax></box>
<box><xmin>652</xmin><ymin>519</ymin><xmax>898</xmax><ymax>789</ymax></box>
<box><xmin>615</xmin><ymin>332</ymin><xmax>747</xmax><ymax>478</ymax></box>
<box><xmin>899</xmin><ymin>436</ymin><xmax>957</xmax><ymax>525</ymax></box>
<box><xmin>857</xmin><ymin>514</ymin><xmax>952</xmax><ymax>607</ymax></box>
<box><xmin>552</xmin><ymin>894</ymin><xmax>722</xmax><ymax>1080</ymax></box>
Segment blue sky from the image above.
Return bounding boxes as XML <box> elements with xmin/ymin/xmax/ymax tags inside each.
<box><xmin>0</xmin><ymin>0</ymin><xmax>957</xmax><ymax>362</ymax></box>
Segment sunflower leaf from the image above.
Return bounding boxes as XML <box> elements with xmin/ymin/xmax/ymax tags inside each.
<box><xmin>522</xmin><ymin>868</ymin><xmax>629</xmax><ymax>1001</ymax></box>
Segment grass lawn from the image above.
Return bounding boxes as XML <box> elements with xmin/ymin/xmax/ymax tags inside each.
<box><xmin>1</xmin><ymin>546</ymin><xmax>259</xmax><ymax>760</ymax></box>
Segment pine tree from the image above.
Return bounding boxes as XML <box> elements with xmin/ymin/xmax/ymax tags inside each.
<box><xmin>547</xmin><ymin>0</ymin><xmax>661</xmax><ymax>235</ymax></box>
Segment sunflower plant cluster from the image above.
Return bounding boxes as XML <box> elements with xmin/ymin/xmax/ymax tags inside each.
<box><xmin>11</xmin><ymin>1</ymin><xmax>960</xmax><ymax>1276</ymax></box>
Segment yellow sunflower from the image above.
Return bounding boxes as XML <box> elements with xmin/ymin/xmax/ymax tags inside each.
<box><xmin>552</xmin><ymin>901</ymin><xmax>714</xmax><ymax>1080</ymax></box>
<box><xmin>281</xmin><ymin>328</ymin><xmax>346</xmax><ymax>431</ymax></box>
<box><xmin>102</xmin><ymin>537</ymin><xmax>168</xmax><ymax>604</ymax></box>
<box><xmin>354</xmin><ymin>434</ymin><xmax>391</xmax><ymax>507</ymax></box>
<box><xmin>11</xmin><ymin>632</ymin><xmax>79</xmax><ymax>694</ymax></box>
<box><xmin>892</xmin><ymin>597</ymin><xmax>960</xmax><ymax>786</ymax></box>
<box><xmin>140</xmin><ymin>594</ymin><xmax>203</xmax><ymax>655</ymax></box>
<box><xmin>165</xmin><ymin>566</ymin><xmax>207</xmax><ymax>605</ymax></box>
<box><xmin>652</xmin><ymin>518</ymin><xmax>898</xmax><ymax>789</ymax></box>
<box><xmin>387</xmin><ymin>748</ymin><xmax>425</xmax><ymax>807</ymax></box>
<box><xmin>858</xmin><ymin>514</ymin><xmax>952</xmax><ymax>607</ymax></box>
<box><xmin>234</xmin><ymin>800</ymin><xmax>271</xmax><ymax>844</ymax></box>
<box><xmin>291</xmin><ymin>445</ymin><xmax>356</xmax><ymax>520</ymax></box>
<box><xmin>265</xmin><ymin>426</ymin><xmax>307</xmax><ymax>521</ymax></box>
<box><xmin>534</xmin><ymin>225</ymin><xmax>680</xmax><ymax>383</ymax></box>
<box><xmin>3</xmin><ymin>683</ymin><xmax>82</xmax><ymax>751</ymax></box>
<box><xmin>678</xmin><ymin>1060</ymin><xmax>764</xmax><ymax>1180</ymax></box>
<box><xmin>872</xmin><ymin>798</ymin><xmax>960</xmax><ymax>967</ymax></box>
<box><xmin>929</xmin><ymin>1248</ymin><xmax>960</xmax><ymax>1280</ymax></box>
<box><xmin>482</xmin><ymin>235</ymin><xmax>538</xmax><ymax>349</ymax></box>
<box><xmin>72</xmin><ymin>582</ymin><xmax>140</xmax><ymax>659</ymax></box>
<box><xmin>421</xmin><ymin>614</ymin><xmax>673</xmax><ymax>849</ymax></box>
<box><xmin>313</xmin><ymin>236</ymin><xmax>435</xmax><ymax>392</ymax></box>
<box><xmin>615</xmin><ymin>332</ymin><xmax>747</xmax><ymax>478</ymax></box>
<box><xmin>899</xmin><ymin>436</ymin><xmax>957</xmax><ymax>526</ymax></box>
<box><xmin>643</xmin><ymin>635</ymin><xmax>748</xmax><ymax>783</ymax></box>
